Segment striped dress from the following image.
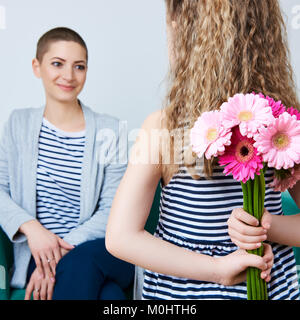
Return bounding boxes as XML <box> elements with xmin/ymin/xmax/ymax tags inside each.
<box><xmin>36</xmin><ymin>118</ymin><xmax>85</xmax><ymax>238</ymax></box>
<box><xmin>142</xmin><ymin>163</ymin><xmax>300</xmax><ymax>300</ymax></box>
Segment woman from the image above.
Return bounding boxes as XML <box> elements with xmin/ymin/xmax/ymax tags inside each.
<box><xmin>0</xmin><ymin>27</ymin><xmax>133</xmax><ymax>300</ymax></box>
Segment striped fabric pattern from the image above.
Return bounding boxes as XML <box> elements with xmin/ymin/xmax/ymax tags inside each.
<box><xmin>143</xmin><ymin>165</ymin><xmax>300</xmax><ymax>300</ymax></box>
<box><xmin>36</xmin><ymin>118</ymin><xmax>85</xmax><ymax>238</ymax></box>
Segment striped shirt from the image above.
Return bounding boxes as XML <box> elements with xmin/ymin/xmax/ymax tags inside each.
<box><xmin>36</xmin><ymin>118</ymin><xmax>85</xmax><ymax>238</ymax></box>
<box><xmin>142</xmin><ymin>164</ymin><xmax>300</xmax><ymax>300</ymax></box>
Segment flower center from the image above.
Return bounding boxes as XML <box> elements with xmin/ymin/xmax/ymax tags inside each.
<box><xmin>238</xmin><ymin>111</ymin><xmax>253</xmax><ymax>122</ymax></box>
<box><xmin>206</xmin><ymin>128</ymin><xmax>218</xmax><ymax>142</ymax></box>
<box><xmin>272</xmin><ymin>132</ymin><xmax>290</xmax><ymax>150</ymax></box>
<box><xmin>235</xmin><ymin>140</ymin><xmax>254</xmax><ymax>163</ymax></box>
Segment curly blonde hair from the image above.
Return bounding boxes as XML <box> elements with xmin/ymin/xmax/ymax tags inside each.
<box><xmin>161</xmin><ymin>0</ymin><xmax>300</xmax><ymax>184</ymax></box>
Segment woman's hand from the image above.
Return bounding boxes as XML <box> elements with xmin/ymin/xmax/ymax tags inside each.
<box><xmin>227</xmin><ymin>208</ymin><xmax>272</xmax><ymax>250</ymax></box>
<box><xmin>24</xmin><ymin>268</ymin><xmax>55</xmax><ymax>300</ymax></box>
<box><xmin>216</xmin><ymin>243</ymin><xmax>274</xmax><ymax>286</ymax></box>
<box><xmin>19</xmin><ymin>220</ymin><xmax>74</xmax><ymax>279</ymax></box>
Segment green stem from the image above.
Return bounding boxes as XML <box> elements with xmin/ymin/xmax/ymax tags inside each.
<box><xmin>241</xmin><ymin>182</ymin><xmax>248</xmax><ymax>213</ymax></box>
<box><xmin>243</xmin><ymin>175</ymin><xmax>268</xmax><ymax>300</ymax></box>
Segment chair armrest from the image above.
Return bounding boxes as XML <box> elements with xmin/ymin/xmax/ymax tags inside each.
<box><xmin>0</xmin><ymin>228</ymin><xmax>13</xmax><ymax>299</ymax></box>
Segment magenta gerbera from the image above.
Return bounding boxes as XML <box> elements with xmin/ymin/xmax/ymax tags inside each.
<box><xmin>286</xmin><ymin>106</ymin><xmax>300</xmax><ymax>121</ymax></box>
<box><xmin>254</xmin><ymin>112</ymin><xmax>300</xmax><ymax>170</ymax></box>
<box><xmin>218</xmin><ymin>126</ymin><xmax>263</xmax><ymax>183</ymax></box>
<box><xmin>220</xmin><ymin>93</ymin><xmax>274</xmax><ymax>138</ymax></box>
<box><xmin>190</xmin><ymin>111</ymin><xmax>232</xmax><ymax>159</ymax></box>
<box><xmin>258</xmin><ymin>93</ymin><xmax>286</xmax><ymax>118</ymax></box>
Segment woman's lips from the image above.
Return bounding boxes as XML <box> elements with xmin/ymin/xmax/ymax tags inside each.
<box><xmin>57</xmin><ymin>84</ymin><xmax>75</xmax><ymax>92</ymax></box>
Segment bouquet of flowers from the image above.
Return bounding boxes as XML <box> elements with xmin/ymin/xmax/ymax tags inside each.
<box><xmin>190</xmin><ymin>93</ymin><xmax>300</xmax><ymax>300</ymax></box>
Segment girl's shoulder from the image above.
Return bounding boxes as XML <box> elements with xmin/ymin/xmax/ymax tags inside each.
<box><xmin>141</xmin><ymin>109</ymin><xmax>164</xmax><ymax>131</ymax></box>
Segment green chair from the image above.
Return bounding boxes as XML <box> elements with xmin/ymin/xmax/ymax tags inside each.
<box><xmin>0</xmin><ymin>227</ymin><xmax>25</xmax><ymax>300</ymax></box>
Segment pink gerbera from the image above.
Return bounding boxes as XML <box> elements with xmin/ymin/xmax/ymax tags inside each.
<box><xmin>218</xmin><ymin>126</ymin><xmax>263</xmax><ymax>183</ymax></box>
<box><xmin>190</xmin><ymin>111</ymin><xmax>232</xmax><ymax>160</ymax></box>
<box><xmin>220</xmin><ymin>93</ymin><xmax>274</xmax><ymax>138</ymax></box>
<box><xmin>269</xmin><ymin>165</ymin><xmax>300</xmax><ymax>192</ymax></box>
<box><xmin>254</xmin><ymin>112</ymin><xmax>300</xmax><ymax>170</ymax></box>
<box><xmin>258</xmin><ymin>93</ymin><xmax>286</xmax><ymax>118</ymax></box>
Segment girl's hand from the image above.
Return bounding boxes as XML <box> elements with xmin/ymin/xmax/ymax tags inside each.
<box><xmin>216</xmin><ymin>243</ymin><xmax>274</xmax><ymax>286</ymax></box>
<box><xmin>24</xmin><ymin>268</ymin><xmax>55</xmax><ymax>300</ymax></box>
<box><xmin>19</xmin><ymin>220</ymin><xmax>74</xmax><ymax>279</ymax></box>
<box><xmin>227</xmin><ymin>208</ymin><xmax>272</xmax><ymax>250</ymax></box>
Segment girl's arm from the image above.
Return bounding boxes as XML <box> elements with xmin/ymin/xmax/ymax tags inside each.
<box><xmin>106</xmin><ymin>111</ymin><xmax>270</xmax><ymax>285</ymax></box>
<box><xmin>266</xmin><ymin>181</ymin><xmax>300</xmax><ymax>246</ymax></box>
<box><xmin>288</xmin><ymin>180</ymin><xmax>300</xmax><ymax>209</ymax></box>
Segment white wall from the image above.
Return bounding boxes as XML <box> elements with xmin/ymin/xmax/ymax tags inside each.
<box><xmin>0</xmin><ymin>0</ymin><xmax>299</xmax><ymax>134</ymax></box>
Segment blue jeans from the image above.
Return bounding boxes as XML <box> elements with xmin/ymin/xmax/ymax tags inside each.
<box><xmin>26</xmin><ymin>238</ymin><xmax>134</xmax><ymax>300</ymax></box>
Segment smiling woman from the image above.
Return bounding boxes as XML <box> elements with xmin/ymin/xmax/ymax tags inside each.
<box><xmin>0</xmin><ymin>27</ymin><xmax>133</xmax><ymax>300</ymax></box>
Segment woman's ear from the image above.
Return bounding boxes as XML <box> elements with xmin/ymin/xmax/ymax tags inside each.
<box><xmin>32</xmin><ymin>58</ymin><xmax>41</xmax><ymax>78</ymax></box>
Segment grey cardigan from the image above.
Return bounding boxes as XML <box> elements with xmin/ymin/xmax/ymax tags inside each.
<box><xmin>0</xmin><ymin>103</ymin><xmax>127</xmax><ymax>288</ymax></box>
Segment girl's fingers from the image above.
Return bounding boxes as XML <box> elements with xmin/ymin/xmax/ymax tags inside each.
<box><xmin>232</xmin><ymin>208</ymin><xmax>259</xmax><ymax>226</ymax></box>
<box><xmin>228</xmin><ymin>213</ymin><xmax>266</xmax><ymax>237</ymax></box>
<box><xmin>229</xmin><ymin>226</ymin><xmax>267</xmax><ymax>245</ymax></box>
<box><xmin>230</xmin><ymin>236</ymin><xmax>262</xmax><ymax>250</ymax></box>
<box><xmin>261</xmin><ymin>209</ymin><xmax>272</xmax><ymax>230</ymax></box>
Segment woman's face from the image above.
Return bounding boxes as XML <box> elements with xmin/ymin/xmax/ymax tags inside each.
<box><xmin>32</xmin><ymin>40</ymin><xmax>88</xmax><ymax>105</ymax></box>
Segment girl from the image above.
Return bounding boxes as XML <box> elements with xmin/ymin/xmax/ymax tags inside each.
<box><xmin>106</xmin><ymin>0</ymin><xmax>299</xmax><ymax>299</ymax></box>
<box><xmin>0</xmin><ymin>27</ymin><xmax>133</xmax><ymax>300</ymax></box>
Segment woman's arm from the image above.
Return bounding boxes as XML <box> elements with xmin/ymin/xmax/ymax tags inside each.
<box><xmin>106</xmin><ymin>111</ymin><xmax>270</xmax><ymax>285</ymax></box>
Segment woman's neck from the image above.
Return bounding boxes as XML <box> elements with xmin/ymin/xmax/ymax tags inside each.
<box><xmin>43</xmin><ymin>99</ymin><xmax>85</xmax><ymax>132</ymax></box>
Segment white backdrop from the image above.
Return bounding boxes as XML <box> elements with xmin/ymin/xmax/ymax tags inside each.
<box><xmin>0</xmin><ymin>0</ymin><xmax>299</xmax><ymax>134</ymax></box>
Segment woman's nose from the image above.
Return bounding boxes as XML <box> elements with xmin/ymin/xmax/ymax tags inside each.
<box><xmin>62</xmin><ymin>65</ymin><xmax>74</xmax><ymax>81</ymax></box>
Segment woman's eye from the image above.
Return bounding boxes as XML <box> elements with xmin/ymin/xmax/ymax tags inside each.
<box><xmin>52</xmin><ymin>61</ymin><xmax>62</xmax><ymax>67</ymax></box>
<box><xmin>75</xmin><ymin>65</ymin><xmax>86</xmax><ymax>71</ymax></box>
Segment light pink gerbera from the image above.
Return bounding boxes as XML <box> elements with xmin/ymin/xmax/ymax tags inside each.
<box><xmin>254</xmin><ymin>112</ymin><xmax>300</xmax><ymax>170</ymax></box>
<box><xmin>218</xmin><ymin>126</ymin><xmax>263</xmax><ymax>183</ymax></box>
<box><xmin>269</xmin><ymin>165</ymin><xmax>300</xmax><ymax>192</ymax></box>
<box><xmin>258</xmin><ymin>93</ymin><xmax>286</xmax><ymax>118</ymax></box>
<box><xmin>220</xmin><ymin>93</ymin><xmax>274</xmax><ymax>138</ymax></box>
<box><xmin>190</xmin><ymin>111</ymin><xmax>232</xmax><ymax>160</ymax></box>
